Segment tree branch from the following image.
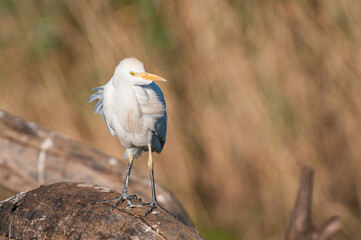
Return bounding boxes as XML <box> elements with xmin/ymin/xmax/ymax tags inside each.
<box><xmin>0</xmin><ymin>182</ymin><xmax>203</xmax><ymax>239</ymax></box>
<box><xmin>286</xmin><ymin>166</ymin><xmax>341</xmax><ymax>240</ymax></box>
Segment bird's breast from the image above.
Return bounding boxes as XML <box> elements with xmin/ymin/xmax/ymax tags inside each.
<box><xmin>103</xmin><ymin>83</ymin><xmax>165</xmax><ymax>148</ymax></box>
<box><xmin>102</xmin><ymin>86</ymin><xmax>148</xmax><ymax>145</ymax></box>
<box><xmin>124</xmin><ymin>108</ymin><xmax>144</xmax><ymax>135</ymax></box>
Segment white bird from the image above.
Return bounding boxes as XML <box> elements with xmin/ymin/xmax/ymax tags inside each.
<box><xmin>89</xmin><ymin>57</ymin><xmax>170</xmax><ymax>216</ymax></box>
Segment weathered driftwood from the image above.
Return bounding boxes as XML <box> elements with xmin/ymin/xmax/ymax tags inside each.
<box><xmin>0</xmin><ymin>182</ymin><xmax>203</xmax><ymax>239</ymax></box>
<box><xmin>0</xmin><ymin>110</ymin><xmax>193</xmax><ymax>227</ymax></box>
<box><xmin>286</xmin><ymin>167</ymin><xmax>342</xmax><ymax>240</ymax></box>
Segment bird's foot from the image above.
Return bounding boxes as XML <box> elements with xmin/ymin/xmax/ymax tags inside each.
<box><xmin>93</xmin><ymin>193</ymin><xmax>138</xmax><ymax>214</ymax></box>
<box><xmin>140</xmin><ymin>199</ymin><xmax>176</xmax><ymax>218</ymax></box>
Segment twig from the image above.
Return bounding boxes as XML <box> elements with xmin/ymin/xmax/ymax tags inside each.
<box><xmin>286</xmin><ymin>166</ymin><xmax>342</xmax><ymax>240</ymax></box>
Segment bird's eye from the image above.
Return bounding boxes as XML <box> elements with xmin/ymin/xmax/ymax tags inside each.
<box><xmin>130</xmin><ymin>72</ymin><xmax>135</xmax><ymax>76</ymax></box>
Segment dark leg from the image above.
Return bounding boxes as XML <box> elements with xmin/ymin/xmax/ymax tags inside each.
<box><xmin>93</xmin><ymin>154</ymin><xmax>138</xmax><ymax>213</ymax></box>
<box><xmin>143</xmin><ymin>144</ymin><xmax>175</xmax><ymax>217</ymax></box>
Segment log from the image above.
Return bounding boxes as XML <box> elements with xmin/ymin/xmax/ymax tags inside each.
<box><xmin>0</xmin><ymin>182</ymin><xmax>204</xmax><ymax>239</ymax></box>
<box><xmin>0</xmin><ymin>110</ymin><xmax>193</xmax><ymax>227</ymax></box>
<box><xmin>286</xmin><ymin>167</ymin><xmax>342</xmax><ymax>240</ymax></box>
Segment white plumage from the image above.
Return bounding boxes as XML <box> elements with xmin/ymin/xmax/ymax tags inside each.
<box><xmin>89</xmin><ymin>57</ymin><xmax>171</xmax><ymax>216</ymax></box>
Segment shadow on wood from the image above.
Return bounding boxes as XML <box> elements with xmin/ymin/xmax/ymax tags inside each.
<box><xmin>286</xmin><ymin>167</ymin><xmax>342</xmax><ymax>240</ymax></box>
<box><xmin>0</xmin><ymin>182</ymin><xmax>204</xmax><ymax>239</ymax></box>
<box><xmin>0</xmin><ymin>110</ymin><xmax>193</xmax><ymax>227</ymax></box>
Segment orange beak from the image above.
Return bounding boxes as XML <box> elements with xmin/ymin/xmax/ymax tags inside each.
<box><xmin>136</xmin><ymin>72</ymin><xmax>167</xmax><ymax>82</ymax></box>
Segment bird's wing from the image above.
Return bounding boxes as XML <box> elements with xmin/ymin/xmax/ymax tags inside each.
<box><xmin>89</xmin><ymin>86</ymin><xmax>116</xmax><ymax>136</ymax></box>
<box><xmin>141</xmin><ymin>82</ymin><xmax>167</xmax><ymax>151</ymax></box>
<box><xmin>154</xmin><ymin>111</ymin><xmax>167</xmax><ymax>150</ymax></box>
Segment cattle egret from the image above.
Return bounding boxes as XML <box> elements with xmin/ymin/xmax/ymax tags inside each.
<box><xmin>89</xmin><ymin>58</ymin><xmax>170</xmax><ymax>216</ymax></box>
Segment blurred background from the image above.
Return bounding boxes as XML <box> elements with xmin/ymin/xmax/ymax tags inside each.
<box><xmin>0</xmin><ymin>0</ymin><xmax>361</xmax><ymax>239</ymax></box>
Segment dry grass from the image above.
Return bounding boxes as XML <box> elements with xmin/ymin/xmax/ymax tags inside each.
<box><xmin>1</xmin><ymin>0</ymin><xmax>361</xmax><ymax>239</ymax></box>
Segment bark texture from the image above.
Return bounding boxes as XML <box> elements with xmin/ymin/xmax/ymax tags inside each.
<box><xmin>0</xmin><ymin>182</ymin><xmax>203</xmax><ymax>239</ymax></box>
<box><xmin>0</xmin><ymin>110</ymin><xmax>193</xmax><ymax>227</ymax></box>
<box><xmin>286</xmin><ymin>167</ymin><xmax>342</xmax><ymax>240</ymax></box>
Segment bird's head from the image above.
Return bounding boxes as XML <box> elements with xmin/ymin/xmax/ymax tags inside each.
<box><xmin>112</xmin><ymin>58</ymin><xmax>166</xmax><ymax>87</ymax></box>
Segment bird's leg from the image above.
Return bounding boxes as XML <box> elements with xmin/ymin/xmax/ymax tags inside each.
<box><xmin>121</xmin><ymin>154</ymin><xmax>134</xmax><ymax>197</ymax></box>
<box><xmin>142</xmin><ymin>144</ymin><xmax>175</xmax><ymax>217</ymax></box>
<box><xmin>93</xmin><ymin>154</ymin><xmax>138</xmax><ymax>213</ymax></box>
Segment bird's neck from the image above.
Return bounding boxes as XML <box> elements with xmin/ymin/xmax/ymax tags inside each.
<box><xmin>111</xmin><ymin>76</ymin><xmax>131</xmax><ymax>90</ymax></box>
